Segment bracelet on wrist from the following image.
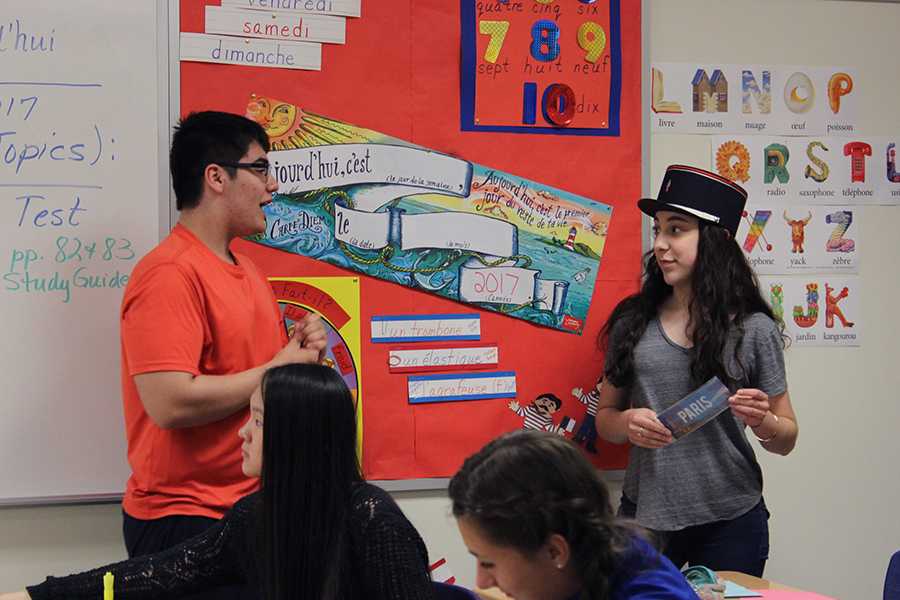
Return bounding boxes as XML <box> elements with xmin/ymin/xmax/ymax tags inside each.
<box><xmin>752</xmin><ymin>413</ymin><xmax>779</xmax><ymax>443</ymax></box>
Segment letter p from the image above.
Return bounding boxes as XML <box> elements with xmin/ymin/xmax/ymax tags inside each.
<box><xmin>9</xmin><ymin>249</ymin><xmax>38</xmax><ymax>272</ymax></box>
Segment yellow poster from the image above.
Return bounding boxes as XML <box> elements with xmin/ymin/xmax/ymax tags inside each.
<box><xmin>268</xmin><ymin>276</ymin><xmax>363</xmax><ymax>457</ymax></box>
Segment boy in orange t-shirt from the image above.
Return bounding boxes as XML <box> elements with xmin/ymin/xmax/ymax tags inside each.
<box><xmin>119</xmin><ymin>112</ymin><xmax>326</xmax><ymax>600</ymax></box>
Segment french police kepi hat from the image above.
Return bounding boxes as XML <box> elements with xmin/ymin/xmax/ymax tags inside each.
<box><xmin>638</xmin><ymin>165</ymin><xmax>748</xmax><ymax>237</ymax></box>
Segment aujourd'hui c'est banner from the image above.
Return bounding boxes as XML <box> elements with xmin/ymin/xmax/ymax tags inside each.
<box><xmin>245</xmin><ymin>95</ymin><xmax>613</xmax><ymax>335</ymax></box>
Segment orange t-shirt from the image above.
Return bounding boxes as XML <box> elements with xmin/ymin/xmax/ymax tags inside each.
<box><xmin>120</xmin><ymin>224</ymin><xmax>286</xmax><ymax>520</ymax></box>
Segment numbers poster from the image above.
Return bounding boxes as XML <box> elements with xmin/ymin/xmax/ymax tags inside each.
<box><xmin>462</xmin><ymin>0</ymin><xmax>621</xmax><ymax>135</ymax></box>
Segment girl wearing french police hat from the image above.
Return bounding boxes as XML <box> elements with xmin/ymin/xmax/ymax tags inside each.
<box><xmin>595</xmin><ymin>165</ymin><xmax>799</xmax><ymax>577</ymax></box>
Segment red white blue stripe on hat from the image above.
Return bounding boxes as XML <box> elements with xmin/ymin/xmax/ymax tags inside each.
<box><xmin>663</xmin><ymin>202</ymin><xmax>721</xmax><ymax>224</ymax></box>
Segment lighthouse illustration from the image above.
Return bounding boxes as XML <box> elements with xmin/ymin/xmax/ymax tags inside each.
<box><xmin>564</xmin><ymin>226</ymin><xmax>578</xmax><ymax>251</ymax></box>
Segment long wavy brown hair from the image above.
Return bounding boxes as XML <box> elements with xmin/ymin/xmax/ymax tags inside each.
<box><xmin>601</xmin><ymin>223</ymin><xmax>785</xmax><ymax>400</ymax></box>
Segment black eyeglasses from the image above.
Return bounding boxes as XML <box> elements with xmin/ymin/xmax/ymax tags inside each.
<box><xmin>216</xmin><ymin>159</ymin><xmax>273</xmax><ymax>179</ymax></box>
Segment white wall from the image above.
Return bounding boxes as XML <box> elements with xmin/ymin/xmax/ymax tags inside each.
<box><xmin>0</xmin><ymin>503</ymin><xmax>125</xmax><ymax>588</ymax></box>
<box><xmin>2</xmin><ymin>2</ymin><xmax>899</xmax><ymax>598</ymax></box>
<box><xmin>648</xmin><ymin>1</ymin><xmax>900</xmax><ymax>599</ymax></box>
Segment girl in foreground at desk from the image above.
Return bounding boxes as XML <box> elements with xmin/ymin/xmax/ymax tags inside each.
<box><xmin>4</xmin><ymin>364</ymin><xmax>435</xmax><ymax>600</ymax></box>
<box><xmin>595</xmin><ymin>165</ymin><xmax>799</xmax><ymax>576</ymax></box>
<box><xmin>449</xmin><ymin>429</ymin><xmax>700</xmax><ymax>600</ymax></box>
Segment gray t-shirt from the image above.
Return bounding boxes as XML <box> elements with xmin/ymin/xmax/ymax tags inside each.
<box><xmin>607</xmin><ymin>312</ymin><xmax>786</xmax><ymax>531</ymax></box>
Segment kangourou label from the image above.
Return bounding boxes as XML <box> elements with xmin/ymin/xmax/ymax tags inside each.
<box><xmin>759</xmin><ymin>275</ymin><xmax>861</xmax><ymax>347</ymax></box>
<box><xmin>244</xmin><ymin>95</ymin><xmax>613</xmax><ymax>334</ymax></box>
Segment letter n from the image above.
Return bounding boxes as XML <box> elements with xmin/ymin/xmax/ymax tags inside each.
<box><xmin>742</xmin><ymin>70</ymin><xmax>771</xmax><ymax>114</ymax></box>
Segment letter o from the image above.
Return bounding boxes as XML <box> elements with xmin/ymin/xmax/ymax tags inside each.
<box><xmin>542</xmin><ymin>83</ymin><xmax>576</xmax><ymax>127</ymax></box>
<box><xmin>784</xmin><ymin>71</ymin><xmax>815</xmax><ymax>114</ymax></box>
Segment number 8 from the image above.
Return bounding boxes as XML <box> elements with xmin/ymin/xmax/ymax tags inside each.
<box><xmin>530</xmin><ymin>20</ymin><xmax>560</xmax><ymax>62</ymax></box>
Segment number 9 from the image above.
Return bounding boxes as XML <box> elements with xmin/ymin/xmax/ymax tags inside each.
<box><xmin>577</xmin><ymin>21</ymin><xmax>606</xmax><ymax>64</ymax></box>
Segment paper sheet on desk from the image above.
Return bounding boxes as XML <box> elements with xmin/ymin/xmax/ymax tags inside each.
<box><xmin>750</xmin><ymin>590</ymin><xmax>837</xmax><ymax>599</ymax></box>
<box><xmin>725</xmin><ymin>580</ymin><xmax>762</xmax><ymax>597</ymax></box>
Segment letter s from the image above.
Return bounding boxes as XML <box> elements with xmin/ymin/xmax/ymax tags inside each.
<box><xmin>3</xmin><ymin>272</ymin><xmax>20</xmax><ymax>291</ymax></box>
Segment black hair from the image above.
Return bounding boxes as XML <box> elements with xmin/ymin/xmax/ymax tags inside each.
<box><xmin>169</xmin><ymin>111</ymin><xmax>270</xmax><ymax>210</ymax></box>
<box><xmin>449</xmin><ymin>430</ymin><xmax>644</xmax><ymax>600</ymax></box>
<box><xmin>601</xmin><ymin>222</ymin><xmax>786</xmax><ymax>397</ymax></box>
<box><xmin>258</xmin><ymin>363</ymin><xmax>361</xmax><ymax>600</ymax></box>
<box><xmin>535</xmin><ymin>392</ymin><xmax>563</xmax><ymax>410</ymax></box>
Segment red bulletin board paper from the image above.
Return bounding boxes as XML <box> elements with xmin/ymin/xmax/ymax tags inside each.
<box><xmin>179</xmin><ymin>0</ymin><xmax>639</xmax><ymax>479</ymax></box>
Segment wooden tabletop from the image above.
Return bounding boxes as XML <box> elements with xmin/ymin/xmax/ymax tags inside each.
<box><xmin>474</xmin><ymin>587</ymin><xmax>508</xmax><ymax>600</ymax></box>
<box><xmin>475</xmin><ymin>571</ymin><xmax>794</xmax><ymax>599</ymax></box>
<box><xmin>717</xmin><ymin>570</ymin><xmax>795</xmax><ymax>591</ymax></box>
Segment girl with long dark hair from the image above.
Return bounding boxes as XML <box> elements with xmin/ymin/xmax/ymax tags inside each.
<box><xmin>449</xmin><ymin>429</ymin><xmax>699</xmax><ymax>600</ymax></box>
<box><xmin>596</xmin><ymin>165</ymin><xmax>799</xmax><ymax>576</ymax></box>
<box><xmin>5</xmin><ymin>364</ymin><xmax>434</xmax><ymax>600</ymax></box>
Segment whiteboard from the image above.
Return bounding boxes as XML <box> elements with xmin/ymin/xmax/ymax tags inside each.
<box><xmin>0</xmin><ymin>1</ymin><xmax>173</xmax><ymax>504</ymax></box>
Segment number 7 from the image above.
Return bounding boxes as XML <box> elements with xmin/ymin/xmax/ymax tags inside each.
<box><xmin>504</xmin><ymin>273</ymin><xmax>520</xmax><ymax>295</ymax></box>
<box><xmin>479</xmin><ymin>20</ymin><xmax>510</xmax><ymax>64</ymax></box>
<box><xmin>21</xmin><ymin>96</ymin><xmax>38</xmax><ymax>121</ymax></box>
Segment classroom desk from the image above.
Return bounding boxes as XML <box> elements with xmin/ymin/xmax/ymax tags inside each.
<box><xmin>475</xmin><ymin>571</ymin><xmax>795</xmax><ymax>599</ymax></box>
<box><xmin>474</xmin><ymin>587</ymin><xmax>508</xmax><ymax>600</ymax></box>
<box><xmin>717</xmin><ymin>571</ymin><xmax>795</xmax><ymax>591</ymax></box>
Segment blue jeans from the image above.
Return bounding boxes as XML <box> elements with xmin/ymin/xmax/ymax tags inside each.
<box><xmin>619</xmin><ymin>496</ymin><xmax>770</xmax><ymax>577</ymax></box>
